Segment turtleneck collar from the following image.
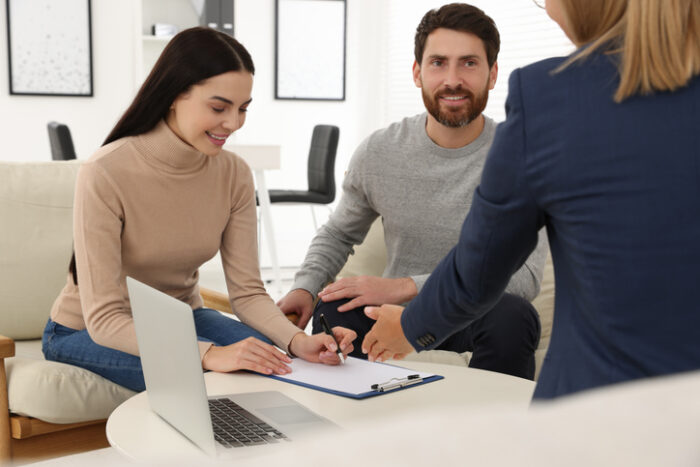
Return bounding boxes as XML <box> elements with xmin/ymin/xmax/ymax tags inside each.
<box><xmin>133</xmin><ymin>120</ymin><xmax>209</xmax><ymax>174</ymax></box>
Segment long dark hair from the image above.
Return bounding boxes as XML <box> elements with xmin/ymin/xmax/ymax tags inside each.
<box><xmin>106</xmin><ymin>27</ymin><xmax>255</xmax><ymax>144</ymax></box>
<box><xmin>70</xmin><ymin>27</ymin><xmax>255</xmax><ymax>284</ymax></box>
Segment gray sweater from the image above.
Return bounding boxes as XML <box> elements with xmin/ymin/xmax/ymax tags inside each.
<box><xmin>293</xmin><ymin>113</ymin><xmax>547</xmax><ymax>301</ymax></box>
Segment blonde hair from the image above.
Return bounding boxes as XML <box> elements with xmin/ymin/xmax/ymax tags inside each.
<box><xmin>559</xmin><ymin>0</ymin><xmax>700</xmax><ymax>102</ymax></box>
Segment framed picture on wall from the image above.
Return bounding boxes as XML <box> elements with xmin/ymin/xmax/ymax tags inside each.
<box><xmin>5</xmin><ymin>0</ymin><xmax>93</xmax><ymax>96</ymax></box>
<box><xmin>275</xmin><ymin>0</ymin><xmax>346</xmax><ymax>101</ymax></box>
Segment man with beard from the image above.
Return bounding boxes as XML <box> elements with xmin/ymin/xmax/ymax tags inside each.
<box><xmin>278</xmin><ymin>3</ymin><xmax>547</xmax><ymax>380</ymax></box>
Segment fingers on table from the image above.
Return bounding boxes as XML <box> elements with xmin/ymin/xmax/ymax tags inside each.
<box><xmin>236</xmin><ymin>338</ymin><xmax>291</xmax><ymax>375</ymax></box>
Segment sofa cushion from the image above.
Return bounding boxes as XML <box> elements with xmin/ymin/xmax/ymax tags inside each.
<box><xmin>6</xmin><ymin>357</ymin><xmax>136</xmax><ymax>424</ymax></box>
<box><xmin>0</xmin><ymin>161</ymin><xmax>81</xmax><ymax>339</ymax></box>
<box><xmin>401</xmin><ymin>350</ymin><xmax>469</xmax><ymax>367</ymax></box>
<box><xmin>531</xmin><ymin>252</ymin><xmax>555</xmax><ymax>349</ymax></box>
<box><xmin>7</xmin><ymin>340</ymin><xmax>136</xmax><ymax>423</ymax></box>
<box><xmin>337</xmin><ymin>218</ymin><xmax>387</xmax><ymax>279</ymax></box>
<box><xmin>1</xmin><ymin>161</ymin><xmax>134</xmax><ymax>424</ymax></box>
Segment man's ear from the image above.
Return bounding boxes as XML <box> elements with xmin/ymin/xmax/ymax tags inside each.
<box><xmin>412</xmin><ymin>60</ymin><xmax>422</xmax><ymax>88</ymax></box>
<box><xmin>489</xmin><ymin>61</ymin><xmax>499</xmax><ymax>90</ymax></box>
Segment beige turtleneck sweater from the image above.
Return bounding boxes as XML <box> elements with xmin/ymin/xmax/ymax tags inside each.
<box><xmin>50</xmin><ymin>120</ymin><xmax>300</xmax><ymax>358</ymax></box>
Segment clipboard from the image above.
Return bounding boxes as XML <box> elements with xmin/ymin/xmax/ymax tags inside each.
<box><xmin>267</xmin><ymin>356</ymin><xmax>444</xmax><ymax>399</ymax></box>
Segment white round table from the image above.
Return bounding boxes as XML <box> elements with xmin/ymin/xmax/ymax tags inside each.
<box><xmin>107</xmin><ymin>361</ymin><xmax>534</xmax><ymax>463</ymax></box>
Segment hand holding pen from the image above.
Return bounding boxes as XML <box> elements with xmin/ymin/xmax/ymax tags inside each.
<box><xmin>319</xmin><ymin>313</ymin><xmax>346</xmax><ymax>364</ymax></box>
<box><xmin>288</xmin><ymin>323</ymin><xmax>355</xmax><ymax>365</ymax></box>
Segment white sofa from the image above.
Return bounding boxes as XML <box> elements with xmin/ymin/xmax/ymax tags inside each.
<box><xmin>337</xmin><ymin>219</ymin><xmax>554</xmax><ymax>378</ymax></box>
<box><xmin>0</xmin><ymin>161</ymin><xmax>137</xmax><ymax>423</ymax></box>
<box><xmin>0</xmin><ymin>161</ymin><xmax>138</xmax><ymax>462</ymax></box>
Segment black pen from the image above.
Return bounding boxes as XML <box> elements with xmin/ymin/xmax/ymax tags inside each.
<box><xmin>319</xmin><ymin>313</ymin><xmax>345</xmax><ymax>364</ymax></box>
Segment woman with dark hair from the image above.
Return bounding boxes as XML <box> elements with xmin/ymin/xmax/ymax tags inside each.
<box><xmin>43</xmin><ymin>27</ymin><xmax>355</xmax><ymax>392</ymax></box>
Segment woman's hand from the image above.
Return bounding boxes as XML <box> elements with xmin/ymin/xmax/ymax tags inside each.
<box><xmin>201</xmin><ymin>337</ymin><xmax>293</xmax><ymax>375</ymax></box>
<box><xmin>289</xmin><ymin>328</ymin><xmax>357</xmax><ymax>365</ymax></box>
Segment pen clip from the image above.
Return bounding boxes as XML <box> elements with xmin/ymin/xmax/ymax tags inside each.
<box><xmin>371</xmin><ymin>374</ymin><xmax>422</xmax><ymax>392</ymax></box>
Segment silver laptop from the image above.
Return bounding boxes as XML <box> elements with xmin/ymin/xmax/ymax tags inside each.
<box><xmin>126</xmin><ymin>276</ymin><xmax>335</xmax><ymax>457</ymax></box>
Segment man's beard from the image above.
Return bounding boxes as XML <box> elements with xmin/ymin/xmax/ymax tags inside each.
<box><xmin>422</xmin><ymin>82</ymin><xmax>490</xmax><ymax>128</ymax></box>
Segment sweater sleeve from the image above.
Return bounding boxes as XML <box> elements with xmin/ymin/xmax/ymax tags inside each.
<box><xmin>292</xmin><ymin>138</ymin><xmax>380</xmax><ymax>296</ymax></box>
<box><xmin>73</xmin><ymin>162</ymin><xmax>141</xmax><ymax>355</ymax></box>
<box><xmin>504</xmin><ymin>228</ymin><xmax>548</xmax><ymax>301</ymax></box>
<box><xmin>412</xmin><ymin>230</ymin><xmax>547</xmax><ymax>300</ymax></box>
<box><xmin>220</xmin><ymin>159</ymin><xmax>301</xmax><ymax>352</ymax></box>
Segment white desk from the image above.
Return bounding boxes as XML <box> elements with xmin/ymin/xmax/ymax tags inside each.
<box><xmin>226</xmin><ymin>144</ymin><xmax>282</xmax><ymax>293</ymax></box>
<box><xmin>106</xmin><ymin>361</ymin><xmax>534</xmax><ymax>463</ymax></box>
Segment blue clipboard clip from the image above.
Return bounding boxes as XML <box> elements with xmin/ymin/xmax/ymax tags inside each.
<box><xmin>371</xmin><ymin>374</ymin><xmax>423</xmax><ymax>392</ymax></box>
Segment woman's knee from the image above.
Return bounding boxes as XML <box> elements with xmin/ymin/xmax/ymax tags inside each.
<box><xmin>194</xmin><ymin>308</ymin><xmax>273</xmax><ymax>346</ymax></box>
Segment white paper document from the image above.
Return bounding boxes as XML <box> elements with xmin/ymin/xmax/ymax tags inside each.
<box><xmin>269</xmin><ymin>357</ymin><xmax>441</xmax><ymax>398</ymax></box>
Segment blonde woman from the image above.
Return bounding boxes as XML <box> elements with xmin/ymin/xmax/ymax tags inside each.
<box><xmin>363</xmin><ymin>0</ymin><xmax>700</xmax><ymax>399</ymax></box>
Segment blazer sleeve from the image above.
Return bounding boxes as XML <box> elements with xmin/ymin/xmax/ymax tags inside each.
<box><xmin>400</xmin><ymin>69</ymin><xmax>546</xmax><ymax>350</ymax></box>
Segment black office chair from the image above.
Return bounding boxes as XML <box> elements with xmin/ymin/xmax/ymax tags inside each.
<box><xmin>262</xmin><ymin>124</ymin><xmax>340</xmax><ymax>230</ymax></box>
<box><xmin>47</xmin><ymin>121</ymin><xmax>77</xmax><ymax>160</ymax></box>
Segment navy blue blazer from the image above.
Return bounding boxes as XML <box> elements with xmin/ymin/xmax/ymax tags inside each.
<box><xmin>401</xmin><ymin>51</ymin><xmax>700</xmax><ymax>399</ymax></box>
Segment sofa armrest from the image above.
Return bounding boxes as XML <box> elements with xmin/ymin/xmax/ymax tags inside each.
<box><xmin>0</xmin><ymin>336</ymin><xmax>14</xmax><ymax>360</ymax></box>
<box><xmin>199</xmin><ymin>287</ymin><xmax>300</xmax><ymax>326</ymax></box>
<box><xmin>199</xmin><ymin>287</ymin><xmax>231</xmax><ymax>315</ymax></box>
<box><xmin>0</xmin><ymin>335</ymin><xmax>14</xmax><ymax>461</ymax></box>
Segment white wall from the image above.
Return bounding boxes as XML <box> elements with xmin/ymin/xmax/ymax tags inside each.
<box><xmin>0</xmin><ymin>0</ymin><xmax>386</xmax><ymax>269</ymax></box>
<box><xmin>0</xmin><ymin>0</ymin><xmax>572</xmax><ymax>270</ymax></box>
<box><xmin>232</xmin><ymin>0</ymin><xmax>386</xmax><ymax>267</ymax></box>
<box><xmin>0</xmin><ymin>0</ymin><xmax>139</xmax><ymax>163</ymax></box>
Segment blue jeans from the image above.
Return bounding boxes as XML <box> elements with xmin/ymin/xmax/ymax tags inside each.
<box><xmin>42</xmin><ymin>308</ymin><xmax>273</xmax><ymax>392</ymax></box>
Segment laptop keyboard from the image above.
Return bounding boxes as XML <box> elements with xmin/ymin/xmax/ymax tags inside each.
<box><xmin>209</xmin><ymin>398</ymin><xmax>290</xmax><ymax>448</ymax></box>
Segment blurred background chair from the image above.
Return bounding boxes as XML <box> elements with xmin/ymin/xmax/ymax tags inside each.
<box><xmin>262</xmin><ymin>124</ymin><xmax>340</xmax><ymax>230</ymax></box>
<box><xmin>46</xmin><ymin>122</ymin><xmax>76</xmax><ymax>161</ymax></box>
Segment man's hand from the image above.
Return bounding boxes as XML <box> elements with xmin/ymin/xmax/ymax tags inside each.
<box><xmin>362</xmin><ymin>304</ymin><xmax>414</xmax><ymax>362</ymax></box>
<box><xmin>277</xmin><ymin>289</ymin><xmax>314</xmax><ymax>330</ymax></box>
<box><xmin>317</xmin><ymin>276</ymin><xmax>418</xmax><ymax>312</ymax></box>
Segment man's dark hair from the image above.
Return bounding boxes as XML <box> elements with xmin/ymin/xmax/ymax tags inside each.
<box><xmin>414</xmin><ymin>3</ymin><xmax>500</xmax><ymax>68</ymax></box>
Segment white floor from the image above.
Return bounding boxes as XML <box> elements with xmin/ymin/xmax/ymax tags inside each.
<box><xmin>25</xmin><ymin>448</ymin><xmax>128</xmax><ymax>466</ymax></box>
